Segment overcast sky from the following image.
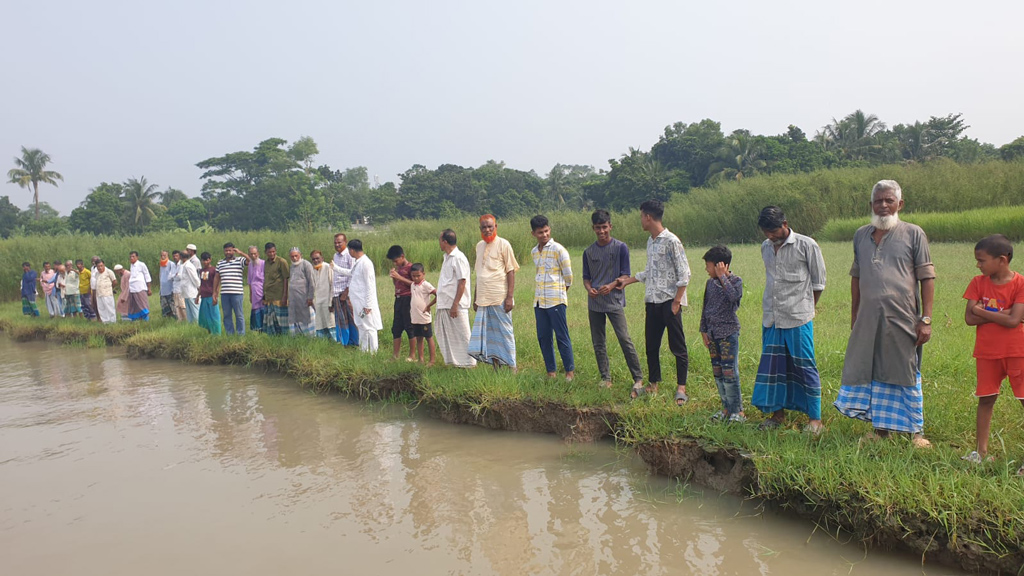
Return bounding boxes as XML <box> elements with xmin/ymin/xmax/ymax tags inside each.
<box><xmin>2</xmin><ymin>0</ymin><xmax>1022</xmax><ymax>214</ymax></box>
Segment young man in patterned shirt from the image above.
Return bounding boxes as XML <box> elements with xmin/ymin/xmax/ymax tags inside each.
<box><xmin>530</xmin><ymin>214</ymin><xmax>575</xmax><ymax>381</ymax></box>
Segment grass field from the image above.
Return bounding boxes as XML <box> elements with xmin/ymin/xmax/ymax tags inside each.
<box><xmin>3</xmin><ymin>240</ymin><xmax>1024</xmax><ymax>569</ymax></box>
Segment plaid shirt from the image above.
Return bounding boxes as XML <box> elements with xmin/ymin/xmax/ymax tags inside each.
<box><xmin>531</xmin><ymin>239</ymin><xmax>573</xmax><ymax>308</ymax></box>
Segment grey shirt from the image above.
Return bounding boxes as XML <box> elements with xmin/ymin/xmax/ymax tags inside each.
<box><xmin>842</xmin><ymin>222</ymin><xmax>935</xmax><ymax>387</ymax></box>
<box><xmin>582</xmin><ymin>238</ymin><xmax>630</xmax><ymax>313</ymax></box>
<box><xmin>288</xmin><ymin>259</ymin><xmax>315</xmax><ymax>325</ymax></box>
<box><xmin>761</xmin><ymin>230</ymin><xmax>826</xmax><ymax>329</ymax></box>
<box><xmin>636</xmin><ymin>229</ymin><xmax>690</xmax><ymax>305</ymax></box>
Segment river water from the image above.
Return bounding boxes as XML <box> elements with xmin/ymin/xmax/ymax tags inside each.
<box><xmin>0</xmin><ymin>339</ymin><xmax>961</xmax><ymax>575</ymax></box>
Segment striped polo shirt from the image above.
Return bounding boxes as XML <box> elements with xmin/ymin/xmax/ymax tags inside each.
<box><xmin>216</xmin><ymin>257</ymin><xmax>245</xmax><ymax>295</ymax></box>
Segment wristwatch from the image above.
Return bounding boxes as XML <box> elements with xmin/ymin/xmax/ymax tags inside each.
<box><xmin>920</xmin><ymin>316</ymin><xmax>932</xmax><ymax>325</ymax></box>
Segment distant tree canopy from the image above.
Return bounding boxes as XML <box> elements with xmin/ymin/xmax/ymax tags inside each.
<box><xmin>7</xmin><ymin>111</ymin><xmax>1020</xmax><ymax>237</ymax></box>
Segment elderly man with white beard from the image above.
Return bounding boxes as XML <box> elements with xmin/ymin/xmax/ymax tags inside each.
<box><xmin>835</xmin><ymin>180</ymin><xmax>936</xmax><ymax>448</ymax></box>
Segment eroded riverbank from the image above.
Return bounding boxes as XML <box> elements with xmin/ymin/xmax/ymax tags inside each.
<box><xmin>0</xmin><ymin>313</ymin><xmax>1019</xmax><ymax>574</ymax></box>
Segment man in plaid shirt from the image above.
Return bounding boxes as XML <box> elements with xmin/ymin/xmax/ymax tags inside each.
<box><xmin>531</xmin><ymin>214</ymin><xmax>576</xmax><ymax>381</ymax></box>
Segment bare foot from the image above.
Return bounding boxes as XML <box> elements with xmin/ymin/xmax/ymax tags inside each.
<box><xmin>912</xmin><ymin>434</ymin><xmax>932</xmax><ymax>449</ymax></box>
<box><xmin>565</xmin><ymin>371</ymin><xmax>575</xmax><ymax>382</ymax></box>
<box><xmin>600</xmin><ymin>380</ymin><xmax>613</xmax><ymax>388</ymax></box>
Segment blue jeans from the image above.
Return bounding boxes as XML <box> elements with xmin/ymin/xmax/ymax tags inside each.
<box><xmin>708</xmin><ymin>332</ymin><xmax>742</xmax><ymax>414</ymax></box>
<box><xmin>535</xmin><ymin>304</ymin><xmax>574</xmax><ymax>374</ymax></box>
<box><xmin>221</xmin><ymin>293</ymin><xmax>245</xmax><ymax>335</ymax></box>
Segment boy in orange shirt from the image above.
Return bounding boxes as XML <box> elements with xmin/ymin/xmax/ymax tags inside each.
<box><xmin>963</xmin><ymin>234</ymin><xmax>1024</xmax><ymax>474</ymax></box>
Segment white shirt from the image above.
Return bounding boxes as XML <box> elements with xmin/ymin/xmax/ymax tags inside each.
<box><xmin>179</xmin><ymin>260</ymin><xmax>200</xmax><ymax>299</ymax></box>
<box><xmin>348</xmin><ymin>255</ymin><xmax>382</xmax><ymax>331</ymax></box>
<box><xmin>437</xmin><ymin>247</ymin><xmax>472</xmax><ymax>310</ymax></box>
<box><xmin>128</xmin><ymin>261</ymin><xmax>152</xmax><ymax>293</ymax></box>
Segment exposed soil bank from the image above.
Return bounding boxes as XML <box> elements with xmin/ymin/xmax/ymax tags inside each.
<box><xmin>2</xmin><ymin>320</ymin><xmax>1018</xmax><ymax>575</ymax></box>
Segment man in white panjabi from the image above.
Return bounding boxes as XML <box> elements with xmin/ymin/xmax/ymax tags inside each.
<box><xmin>343</xmin><ymin>239</ymin><xmax>383</xmax><ymax>352</ymax></box>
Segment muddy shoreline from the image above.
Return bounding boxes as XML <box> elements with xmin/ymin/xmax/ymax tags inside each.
<box><xmin>2</xmin><ymin>322</ymin><xmax>1017</xmax><ymax>575</ymax></box>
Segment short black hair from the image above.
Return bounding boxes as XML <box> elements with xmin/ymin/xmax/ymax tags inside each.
<box><xmin>440</xmin><ymin>229</ymin><xmax>457</xmax><ymax>246</ymax></box>
<box><xmin>96</xmin><ymin>259</ymin><xmax>104</xmax><ymax>265</ymax></box>
<box><xmin>43</xmin><ymin>261</ymin><xmax>50</xmax><ymax>266</ymax></box>
<box><xmin>172</xmin><ymin>250</ymin><xmax>181</xmax><ymax>257</ymax></box>
<box><xmin>976</xmin><ymin>234</ymin><xmax>1014</xmax><ymax>263</ymax></box>
<box><xmin>265</xmin><ymin>242</ymin><xmax>276</xmax><ymax>251</ymax></box>
<box><xmin>75</xmin><ymin>259</ymin><xmax>83</xmax><ymax>265</ymax></box>
<box><xmin>386</xmin><ymin>245</ymin><xmax>404</xmax><ymax>259</ymax></box>
<box><xmin>530</xmin><ymin>214</ymin><xmax>549</xmax><ymax>231</ymax></box>
<box><xmin>200</xmin><ymin>251</ymin><xmax>212</xmax><ymax>261</ymax></box>
<box><xmin>758</xmin><ymin>206</ymin><xmax>786</xmax><ymax>230</ymax></box>
<box><xmin>223</xmin><ymin>242</ymin><xmax>235</xmax><ymax>249</ymax></box>
<box><xmin>703</xmin><ymin>244</ymin><xmax>732</xmax><ymax>265</ymax></box>
<box><xmin>410</xmin><ymin>263</ymin><xmax>424</xmax><ymax>273</ymax></box>
<box><xmin>591</xmin><ymin>209</ymin><xmax>611</xmax><ymax>225</ymax></box>
<box><xmin>22</xmin><ymin>261</ymin><xmax>31</xmax><ymax>267</ymax></box>
<box><xmin>639</xmin><ymin>199</ymin><xmax>664</xmax><ymax>221</ymax></box>
<box><xmin>129</xmin><ymin>250</ymin><xmax>139</xmax><ymax>257</ymax></box>
<box><xmin>349</xmin><ymin>239</ymin><xmax>363</xmax><ymax>252</ymax></box>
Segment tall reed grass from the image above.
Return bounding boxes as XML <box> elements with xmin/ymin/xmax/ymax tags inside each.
<box><xmin>819</xmin><ymin>206</ymin><xmax>1024</xmax><ymax>242</ymax></box>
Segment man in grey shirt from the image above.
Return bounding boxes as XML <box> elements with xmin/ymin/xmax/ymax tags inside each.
<box><xmin>752</xmin><ymin>205</ymin><xmax>827</xmax><ymax>433</ymax></box>
<box><xmin>835</xmin><ymin>180</ymin><xmax>935</xmax><ymax>448</ymax></box>
<box><xmin>583</xmin><ymin>209</ymin><xmax>643</xmax><ymax>391</ymax></box>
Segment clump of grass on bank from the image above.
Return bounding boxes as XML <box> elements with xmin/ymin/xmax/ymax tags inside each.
<box><xmin>2</xmin><ymin>241</ymin><xmax>1023</xmax><ymax>571</ymax></box>
<box><xmin>819</xmin><ymin>205</ymin><xmax>1024</xmax><ymax>242</ymax></box>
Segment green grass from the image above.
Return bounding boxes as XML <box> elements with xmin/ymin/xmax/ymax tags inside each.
<box><xmin>2</xmin><ymin>241</ymin><xmax>1023</xmax><ymax>569</ymax></box>
<box><xmin>819</xmin><ymin>205</ymin><xmax>1024</xmax><ymax>242</ymax></box>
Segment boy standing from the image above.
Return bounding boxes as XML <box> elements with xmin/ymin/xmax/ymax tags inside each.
<box><xmin>963</xmin><ymin>234</ymin><xmax>1024</xmax><ymax>474</ymax></box>
<box><xmin>531</xmin><ymin>215</ymin><xmax>575</xmax><ymax>381</ymax></box>
<box><xmin>583</xmin><ymin>210</ymin><xmax>643</xmax><ymax>390</ymax></box>
<box><xmin>387</xmin><ymin>245</ymin><xmax>415</xmax><ymax>361</ymax></box>
<box><xmin>700</xmin><ymin>245</ymin><xmax>745</xmax><ymax>422</ymax></box>
<box><xmin>409</xmin><ymin>263</ymin><xmax>437</xmax><ymax>365</ymax></box>
<box><xmin>197</xmin><ymin>252</ymin><xmax>223</xmax><ymax>335</ymax></box>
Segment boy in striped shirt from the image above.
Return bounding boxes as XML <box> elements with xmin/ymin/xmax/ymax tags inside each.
<box><xmin>217</xmin><ymin>242</ymin><xmax>247</xmax><ymax>335</ymax></box>
<box><xmin>531</xmin><ymin>215</ymin><xmax>575</xmax><ymax>381</ymax></box>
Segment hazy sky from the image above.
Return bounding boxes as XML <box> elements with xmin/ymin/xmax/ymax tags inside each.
<box><xmin>2</xmin><ymin>0</ymin><xmax>1022</xmax><ymax>214</ymax></box>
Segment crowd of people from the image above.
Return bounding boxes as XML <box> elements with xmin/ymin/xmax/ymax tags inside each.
<box><xmin>16</xmin><ymin>180</ymin><xmax>1024</xmax><ymax>474</ymax></box>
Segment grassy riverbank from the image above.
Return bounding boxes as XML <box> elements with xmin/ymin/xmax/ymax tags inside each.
<box><xmin>3</xmin><ymin>241</ymin><xmax>1023</xmax><ymax>573</ymax></box>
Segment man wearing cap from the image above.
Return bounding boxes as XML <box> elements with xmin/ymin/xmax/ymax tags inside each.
<box><xmin>185</xmin><ymin>244</ymin><xmax>200</xmax><ymax>270</ymax></box>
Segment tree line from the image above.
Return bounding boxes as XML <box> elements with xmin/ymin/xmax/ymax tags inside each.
<box><xmin>6</xmin><ymin>110</ymin><xmax>1024</xmax><ymax>238</ymax></box>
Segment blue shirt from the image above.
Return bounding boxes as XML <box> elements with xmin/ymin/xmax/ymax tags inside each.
<box><xmin>159</xmin><ymin>261</ymin><xmax>178</xmax><ymax>296</ymax></box>
<box><xmin>21</xmin><ymin>270</ymin><xmax>37</xmax><ymax>299</ymax></box>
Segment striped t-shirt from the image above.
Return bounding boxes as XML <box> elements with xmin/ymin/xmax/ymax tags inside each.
<box><xmin>216</xmin><ymin>257</ymin><xmax>245</xmax><ymax>295</ymax></box>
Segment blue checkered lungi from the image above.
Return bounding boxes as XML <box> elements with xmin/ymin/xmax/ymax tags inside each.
<box><xmin>834</xmin><ymin>373</ymin><xmax>924</xmax><ymax>433</ymax></box>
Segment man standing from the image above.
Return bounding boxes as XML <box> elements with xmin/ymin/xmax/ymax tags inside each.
<box><xmin>40</xmin><ymin>262</ymin><xmax>62</xmax><ymax>319</ymax></box>
<box><xmin>346</xmin><ymin>239</ymin><xmax>382</xmax><ymax>352</ymax></box>
<box><xmin>469</xmin><ymin>214</ymin><xmax>520</xmax><ymax>371</ymax></box>
<box><xmin>125</xmin><ymin>251</ymin><xmax>152</xmax><ymax>321</ymax></box>
<box><xmin>63</xmin><ymin>260</ymin><xmax>82</xmax><ymax>318</ymax></box>
<box><xmin>77</xmin><ymin>260</ymin><xmax>94</xmax><ymax>320</ymax></box>
<box><xmin>89</xmin><ymin>256</ymin><xmax>101</xmax><ymax>322</ymax></box>
<box><xmin>261</xmin><ymin>242</ymin><xmax>290</xmax><ymax>336</ymax></box>
<box><xmin>287</xmin><ymin>247</ymin><xmax>315</xmax><ymax>336</ymax></box>
<box><xmin>530</xmin><ymin>215</ymin><xmax>575</xmax><ymax>381</ymax></box>
<box><xmin>158</xmin><ymin>250</ymin><xmax>176</xmax><ymax>318</ymax></box>
<box><xmin>171</xmin><ymin>250</ymin><xmax>187</xmax><ymax>321</ymax></box>
<box><xmin>185</xmin><ymin>243</ymin><xmax>200</xmax><ymax>270</ymax></box>
<box><xmin>621</xmin><ymin>199</ymin><xmax>690</xmax><ymax>402</ymax></box>
<box><xmin>217</xmin><ymin>242</ymin><xmax>246</xmax><ymax>335</ymax></box>
<box><xmin>91</xmin><ymin>260</ymin><xmax>118</xmax><ymax>324</ymax></box>
<box><xmin>21</xmin><ymin>262</ymin><xmax>39</xmax><ymax>316</ymax></box>
<box><xmin>583</xmin><ymin>210</ymin><xmax>643</xmax><ymax>390</ymax></box>
<box><xmin>179</xmin><ymin>253</ymin><xmax>201</xmax><ymax>323</ymax></box>
<box><xmin>835</xmin><ymin>180</ymin><xmax>935</xmax><ymax>447</ymax></box>
<box><xmin>331</xmin><ymin>233</ymin><xmax>358</xmax><ymax>346</ymax></box>
<box><xmin>435</xmin><ymin>229</ymin><xmax>476</xmax><ymax>368</ymax></box>
<box><xmin>753</xmin><ymin>206</ymin><xmax>827</xmax><ymax>433</ymax></box>
<box><xmin>242</xmin><ymin>245</ymin><xmax>265</xmax><ymax>333</ymax></box>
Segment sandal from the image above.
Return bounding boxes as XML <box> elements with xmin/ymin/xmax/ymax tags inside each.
<box><xmin>630</xmin><ymin>385</ymin><xmax>646</xmax><ymax>401</ymax></box>
<box><xmin>727</xmin><ymin>413</ymin><xmax>747</xmax><ymax>424</ymax></box>
<box><xmin>758</xmin><ymin>418</ymin><xmax>782</xmax><ymax>431</ymax></box>
<box><xmin>710</xmin><ymin>410</ymin><xmax>726</xmax><ymax>422</ymax></box>
<box><xmin>803</xmin><ymin>422</ymin><xmax>825</xmax><ymax>436</ymax></box>
<box><xmin>674</xmin><ymin>389</ymin><xmax>689</xmax><ymax>406</ymax></box>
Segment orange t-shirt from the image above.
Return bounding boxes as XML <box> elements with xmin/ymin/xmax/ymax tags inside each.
<box><xmin>963</xmin><ymin>272</ymin><xmax>1024</xmax><ymax>359</ymax></box>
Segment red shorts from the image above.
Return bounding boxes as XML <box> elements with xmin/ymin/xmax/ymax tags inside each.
<box><xmin>975</xmin><ymin>357</ymin><xmax>1024</xmax><ymax>398</ymax></box>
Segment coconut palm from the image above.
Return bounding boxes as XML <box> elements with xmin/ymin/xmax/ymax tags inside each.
<box><xmin>122</xmin><ymin>176</ymin><xmax>163</xmax><ymax>233</ymax></box>
<box><xmin>816</xmin><ymin>110</ymin><xmax>887</xmax><ymax>161</ymax></box>
<box><xmin>7</xmin><ymin>146</ymin><xmax>64</xmax><ymax>219</ymax></box>
<box><xmin>707</xmin><ymin>131</ymin><xmax>767</xmax><ymax>182</ymax></box>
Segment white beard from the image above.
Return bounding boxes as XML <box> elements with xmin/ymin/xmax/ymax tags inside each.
<box><xmin>871</xmin><ymin>213</ymin><xmax>900</xmax><ymax>230</ymax></box>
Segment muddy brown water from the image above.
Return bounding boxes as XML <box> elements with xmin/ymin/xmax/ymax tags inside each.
<box><xmin>0</xmin><ymin>339</ymin><xmax>963</xmax><ymax>575</ymax></box>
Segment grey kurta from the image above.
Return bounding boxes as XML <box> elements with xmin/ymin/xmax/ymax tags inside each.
<box><xmin>841</xmin><ymin>221</ymin><xmax>935</xmax><ymax>387</ymax></box>
<box><xmin>311</xmin><ymin>262</ymin><xmax>335</xmax><ymax>331</ymax></box>
<box><xmin>288</xmin><ymin>259</ymin><xmax>315</xmax><ymax>325</ymax></box>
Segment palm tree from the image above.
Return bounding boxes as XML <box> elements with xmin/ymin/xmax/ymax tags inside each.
<box><xmin>707</xmin><ymin>131</ymin><xmax>767</xmax><ymax>182</ymax></box>
<box><xmin>122</xmin><ymin>176</ymin><xmax>163</xmax><ymax>233</ymax></box>
<box><xmin>815</xmin><ymin>110</ymin><xmax>887</xmax><ymax>161</ymax></box>
<box><xmin>7</xmin><ymin>146</ymin><xmax>64</xmax><ymax>219</ymax></box>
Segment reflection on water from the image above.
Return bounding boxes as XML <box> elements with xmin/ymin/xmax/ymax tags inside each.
<box><xmin>0</xmin><ymin>339</ymin><xmax>960</xmax><ymax>575</ymax></box>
